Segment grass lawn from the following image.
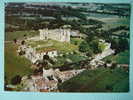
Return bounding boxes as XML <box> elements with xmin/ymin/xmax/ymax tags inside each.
<box><xmin>28</xmin><ymin>40</ymin><xmax>51</xmax><ymax>47</ymax></box>
<box><xmin>30</xmin><ymin>39</ymin><xmax>78</xmax><ymax>53</ymax></box>
<box><xmin>58</xmin><ymin>67</ymin><xmax>129</xmax><ymax>92</ymax></box>
<box><xmin>65</xmin><ymin>54</ymin><xmax>87</xmax><ymax>62</ymax></box>
<box><xmin>70</xmin><ymin>37</ymin><xmax>84</xmax><ymax>46</ymax></box>
<box><xmin>5</xmin><ymin>43</ymin><xmax>33</xmax><ymax>84</ymax></box>
<box><xmin>5</xmin><ymin>30</ymin><xmax>39</xmax><ymax>41</ymax></box>
<box><xmin>103</xmin><ymin>50</ymin><xmax>129</xmax><ymax>64</ymax></box>
<box><xmin>54</xmin><ymin>53</ymin><xmax>88</xmax><ymax>67</ymax></box>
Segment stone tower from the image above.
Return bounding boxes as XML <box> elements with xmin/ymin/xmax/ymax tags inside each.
<box><xmin>59</xmin><ymin>28</ymin><xmax>70</xmax><ymax>42</ymax></box>
<box><xmin>39</xmin><ymin>28</ymin><xmax>48</xmax><ymax>40</ymax></box>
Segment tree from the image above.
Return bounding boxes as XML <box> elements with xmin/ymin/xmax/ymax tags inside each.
<box><xmin>106</xmin><ymin>85</ymin><xmax>113</xmax><ymax>91</ymax></box>
<box><xmin>110</xmin><ymin>39</ymin><xmax>119</xmax><ymax>50</ymax></box>
<box><xmin>79</xmin><ymin>41</ymin><xmax>91</xmax><ymax>52</ymax></box>
<box><xmin>21</xmin><ymin>40</ymin><xmax>25</xmax><ymax>45</ymax></box>
<box><xmin>24</xmin><ymin>34</ymin><xmax>27</xmax><ymax>37</ymax></box>
<box><xmin>106</xmin><ymin>59</ymin><xmax>112</xmax><ymax>64</ymax></box>
<box><xmin>119</xmin><ymin>38</ymin><xmax>129</xmax><ymax>51</ymax></box>
<box><xmin>18</xmin><ymin>50</ymin><xmax>25</xmax><ymax>56</ymax></box>
<box><xmin>4</xmin><ymin>75</ymin><xmax>8</xmax><ymax>89</ymax></box>
<box><xmin>110</xmin><ymin>62</ymin><xmax>117</xmax><ymax>70</ymax></box>
<box><xmin>37</xmin><ymin>55</ymin><xmax>55</xmax><ymax>68</ymax></box>
<box><xmin>86</xmin><ymin>49</ymin><xmax>93</xmax><ymax>57</ymax></box>
<box><xmin>111</xmin><ymin>38</ymin><xmax>129</xmax><ymax>53</ymax></box>
<box><xmin>89</xmin><ymin>39</ymin><xmax>102</xmax><ymax>54</ymax></box>
<box><xmin>11</xmin><ymin>75</ymin><xmax>22</xmax><ymax>85</ymax></box>
<box><xmin>85</xmin><ymin>33</ymin><xmax>95</xmax><ymax>42</ymax></box>
<box><xmin>41</xmin><ymin>60</ymin><xmax>48</xmax><ymax>68</ymax></box>
<box><xmin>13</xmin><ymin>38</ymin><xmax>17</xmax><ymax>44</ymax></box>
<box><xmin>43</xmin><ymin>55</ymin><xmax>49</xmax><ymax>60</ymax></box>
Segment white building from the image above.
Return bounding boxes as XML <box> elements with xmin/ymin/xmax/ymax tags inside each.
<box><xmin>42</xmin><ymin>68</ymin><xmax>85</xmax><ymax>83</ymax></box>
<box><xmin>36</xmin><ymin>48</ymin><xmax>58</xmax><ymax>59</ymax></box>
<box><xmin>21</xmin><ymin>68</ymin><xmax>85</xmax><ymax>92</ymax></box>
<box><xmin>24</xmin><ymin>46</ymin><xmax>37</xmax><ymax>63</ymax></box>
<box><xmin>18</xmin><ymin>44</ymin><xmax>58</xmax><ymax>64</ymax></box>
<box><xmin>39</xmin><ymin>28</ymin><xmax>70</xmax><ymax>42</ymax></box>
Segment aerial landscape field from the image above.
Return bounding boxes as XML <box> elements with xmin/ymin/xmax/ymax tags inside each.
<box><xmin>5</xmin><ymin>2</ymin><xmax>130</xmax><ymax>92</ymax></box>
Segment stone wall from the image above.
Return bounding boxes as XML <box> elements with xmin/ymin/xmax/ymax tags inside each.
<box><xmin>39</xmin><ymin>28</ymin><xmax>70</xmax><ymax>42</ymax></box>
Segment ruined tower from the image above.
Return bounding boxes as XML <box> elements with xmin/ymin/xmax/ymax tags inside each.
<box><xmin>39</xmin><ymin>28</ymin><xmax>70</xmax><ymax>42</ymax></box>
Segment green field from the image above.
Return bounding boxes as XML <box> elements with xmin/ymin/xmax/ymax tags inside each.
<box><xmin>28</xmin><ymin>39</ymin><xmax>79</xmax><ymax>54</ymax></box>
<box><xmin>70</xmin><ymin>37</ymin><xmax>84</xmax><ymax>46</ymax></box>
<box><xmin>54</xmin><ymin>53</ymin><xmax>88</xmax><ymax>67</ymax></box>
<box><xmin>101</xmin><ymin>17</ymin><xmax>130</xmax><ymax>30</ymax></box>
<box><xmin>5</xmin><ymin>43</ymin><xmax>33</xmax><ymax>84</ymax></box>
<box><xmin>58</xmin><ymin>67</ymin><xmax>129</xmax><ymax>92</ymax></box>
<box><xmin>5</xmin><ymin>30</ymin><xmax>39</xmax><ymax>41</ymax></box>
<box><xmin>103</xmin><ymin>50</ymin><xmax>129</xmax><ymax>64</ymax></box>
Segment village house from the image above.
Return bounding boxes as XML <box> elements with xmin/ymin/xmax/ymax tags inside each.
<box><xmin>22</xmin><ymin>75</ymin><xmax>58</xmax><ymax>92</ymax></box>
<box><xmin>24</xmin><ymin>46</ymin><xmax>37</xmax><ymax>63</ymax></box>
<box><xmin>35</xmin><ymin>78</ymin><xmax>58</xmax><ymax>92</ymax></box>
<box><xmin>42</xmin><ymin>68</ymin><xmax>85</xmax><ymax>83</ymax></box>
<box><xmin>21</xmin><ymin>68</ymin><xmax>85</xmax><ymax>92</ymax></box>
<box><xmin>42</xmin><ymin>68</ymin><xmax>58</xmax><ymax>82</ymax></box>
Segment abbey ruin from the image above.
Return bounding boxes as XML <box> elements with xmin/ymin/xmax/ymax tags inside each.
<box><xmin>39</xmin><ymin>28</ymin><xmax>71</xmax><ymax>42</ymax></box>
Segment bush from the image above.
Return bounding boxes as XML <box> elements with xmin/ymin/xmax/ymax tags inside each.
<box><xmin>19</xmin><ymin>50</ymin><xmax>25</xmax><ymax>56</ymax></box>
<box><xmin>106</xmin><ymin>85</ymin><xmax>113</xmax><ymax>91</ymax></box>
<box><xmin>111</xmin><ymin>38</ymin><xmax>129</xmax><ymax>53</ymax></box>
<box><xmin>110</xmin><ymin>62</ymin><xmax>117</xmax><ymax>70</ymax></box>
<box><xmin>79</xmin><ymin>41</ymin><xmax>91</xmax><ymax>52</ymax></box>
<box><xmin>21</xmin><ymin>40</ymin><xmax>25</xmax><ymax>45</ymax></box>
<box><xmin>106</xmin><ymin>59</ymin><xmax>112</xmax><ymax>63</ymax></box>
<box><xmin>43</xmin><ymin>55</ymin><xmax>49</xmax><ymax>60</ymax></box>
<box><xmin>86</xmin><ymin>49</ymin><xmax>93</xmax><ymax>57</ymax></box>
<box><xmin>11</xmin><ymin>75</ymin><xmax>22</xmax><ymax>85</ymax></box>
<box><xmin>89</xmin><ymin>40</ymin><xmax>102</xmax><ymax>54</ymax></box>
<box><xmin>13</xmin><ymin>38</ymin><xmax>17</xmax><ymax>43</ymax></box>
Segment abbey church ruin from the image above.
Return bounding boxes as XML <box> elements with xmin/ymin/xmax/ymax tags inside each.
<box><xmin>39</xmin><ymin>28</ymin><xmax>71</xmax><ymax>42</ymax></box>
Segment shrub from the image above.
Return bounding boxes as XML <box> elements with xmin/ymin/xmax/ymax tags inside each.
<box><xmin>11</xmin><ymin>75</ymin><xmax>22</xmax><ymax>85</ymax></box>
<box><xmin>90</xmin><ymin>40</ymin><xmax>102</xmax><ymax>54</ymax></box>
<box><xmin>79</xmin><ymin>41</ymin><xmax>91</xmax><ymax>52</ymax></box>
<box><xmin>19</xmin><ymin>50</ymin><xmax>25</xmax><ymax>56</ymax></box>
